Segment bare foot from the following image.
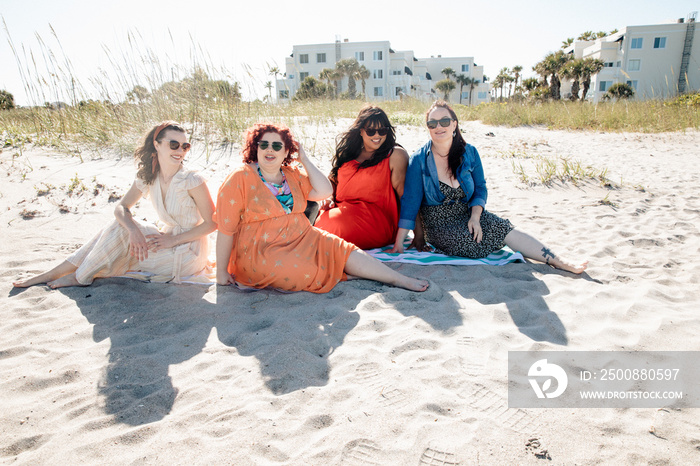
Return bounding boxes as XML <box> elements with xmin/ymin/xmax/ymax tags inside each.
<box><xmin>48</xmin><ymin>273</ymin><xmax>84</xmax><ymax>289</ymax></box>
<box><xmin>552</xmin><ymin>259</ymin><xmax>589</xmax><ymax>274</ymax></box>
<box><xmin>396</xmin><ymin>276</ymin><xmax>430</xmax><ymax>292</ymax></box>
<box><xmin>14</xmin><ymin>272</ymin><xmax>62</xmax><ymax>288</ymax></box>
<box><xmin>13</xmin><ymin>261</ymin><xmax>77</xmax><ymax>288</ymax></box>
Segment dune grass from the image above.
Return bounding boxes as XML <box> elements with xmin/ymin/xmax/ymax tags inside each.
<box><xmin>1</xmin><ymin>21</ymin><xmax>698</xmax><ymax>154</ymax></box>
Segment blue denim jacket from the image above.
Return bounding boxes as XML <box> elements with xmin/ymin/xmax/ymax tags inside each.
<box><xmin>398</xmin><ymin>140</ymin><xmax>487</xmax><ymax>230</ymax></box>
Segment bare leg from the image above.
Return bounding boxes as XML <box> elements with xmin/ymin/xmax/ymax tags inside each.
<box><xmin>344</xmin><ymin>250</ymin><xmax>429</xmax><ymax>292</ymax></box>
<box><xmin>504</xmin><ymin>229</ymin><xmax>588</xmax><ymax>274</ymax></box>
<box><xmin>48</xmin><ymin>272</ymin><xmax>84</xmax><ymax>289</ymax></box>
<box><xmin>13</xmin><ymin>260</ymin><xmax>78</xmax><ymax>288</ymax></box>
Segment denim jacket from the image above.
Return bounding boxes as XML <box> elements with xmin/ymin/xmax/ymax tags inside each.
<box><xmin>398</xmin><ymin>140</ymin><xmax>487</xmax><ymax>230</ymax></box>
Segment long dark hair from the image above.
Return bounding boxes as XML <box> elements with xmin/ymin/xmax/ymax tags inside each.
<box><xmin>329</xmin><ymin>105</ymin><xmax>397</xmax><ymax>185</ymax></box>
<box><xmin>135</xmin><ymin>121</ymin><xmax>187</xmax><ymax>185</ymax></box>
<box><xmin>426</xmin><ymin>100</ymin><xmax>467</xmax><ymax>179</ymax></box>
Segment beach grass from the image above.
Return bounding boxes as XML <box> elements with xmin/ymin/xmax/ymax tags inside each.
<box><xmin>1</xmin><ymin>22</ymin><xmax>699</xmax><ymax>153</ymax></box>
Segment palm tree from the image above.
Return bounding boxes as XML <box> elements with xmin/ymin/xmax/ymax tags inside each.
<box><xmin>319</xmin><ymin>68</ymin><xmax>337</xmax><ymax>97</ymax></box>
<box><xmin>580</xmin><ymin>58</ymin><xmax>605</xmax><ymax>100</ymax></box>
<box><xmin>492</xmin><ymin>73</ymin><xmax>504</xmax><ymax>101</ymax></box>
<box><xmin>561</xmin><ymin>38</ymin><xmax>574</xmax><ymax>49</ymax></box>
<box><xmin>536</xmin><ymin>51</ymin><xmax>570</xmax><ymax>100</ymax></box>
<box><xmin>561</xmin><ymin>59</ymin><xmax>584</xmax><ymax>100</ymax></box>
<box><xmin>577</xmin><ymin>31</ymin><xmax>596</xmax><ymax>41</ymax></box>
<box><xmin>441</xmin><ymin>67</ymin><xmax>455</xmax><ymax>80</ymax></box>
<box><xmin>435</xmin><ymin>79</ymin><xmax>456</xmax><ymax>101</ymax></box>
<box><xmin>355</xmin><ymin>65</ymin><xmax>370</xmax><ymax>98</ymax></box>
<box><xmin>455</xmin><ymin>74</ymin><xmax>468</xmax><ymax>104</ymax></box>
<box><xmin>264</xmin><ymin>81</ymin><xmax>273</xmax><ymax>102</ymax></box>
<box><xmin>335</xmin><ymin>58</ymin><xmax>360</xmax><ymax>98</ymax></box>
<box><xmin>512</xmin><ymin>65</ymin><xmax>523</xmax><ymax>94</ymax></box>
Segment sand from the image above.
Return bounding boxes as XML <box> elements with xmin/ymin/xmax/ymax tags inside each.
<box><xmin>2</xmin><ymin>120</ymin><xmax>699</xmax><ymax>464</ymax></box>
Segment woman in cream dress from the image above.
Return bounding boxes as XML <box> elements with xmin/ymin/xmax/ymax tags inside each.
<box><xmin>13</xmin><ymin>121</ymin><xmax>216</xmax><ymax>288</ymax></box>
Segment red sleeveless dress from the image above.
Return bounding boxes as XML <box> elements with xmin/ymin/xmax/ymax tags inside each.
<box><xmin>315</xmin><ymin>155</ymin><xmax>399</xmax><ymax>249</ymax></box>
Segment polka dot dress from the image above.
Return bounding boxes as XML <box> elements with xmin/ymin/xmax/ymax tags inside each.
<box><xmin>420</xmin><ymin>182</ymin><xmax>514</xmax><ymax>258</ymax></box>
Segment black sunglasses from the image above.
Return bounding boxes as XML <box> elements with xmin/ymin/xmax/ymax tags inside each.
<box><xmin>258</xmin><ymin>141</ymin><xmax>284</xmax><ymax>151</ymax></box>
<box><xmin>426</xmin><ymin>117</ymin><xmax>454</xmax><ymax>129</ymax></box>
<box><xmin>363</xmin><ymin>127</ymin><xmax>389</xmax><ymax>137</ymax></box>
<box><xmin>167</xmin><ymin>140</ymin><xmax>191</xmax><ymax>151</ymax></box>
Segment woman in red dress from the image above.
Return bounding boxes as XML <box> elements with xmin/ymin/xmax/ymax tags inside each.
<box><xmin>314</xmin><ymin>105</ymin><xmax>408</xmax><ymax>249</ymax></box>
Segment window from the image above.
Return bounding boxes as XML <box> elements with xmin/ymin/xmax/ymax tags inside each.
<box><xmin>373</xmin><ymin>69</ymin><xmax>383</xmax><ymax>79</ymax></box>
<box><xmin>461</xmin><ymin>64</ymin><xmax>470</xmax><ymax>72</ymax></box>
<box><xmin>604</xmin><ymin>62</ymin><xmax>614</xmax><ymax>68</ymax></box>
<box><xmin>654</xmin><ymin>37</ymin><xmax>666</xmax><ymax>49</ymax></box>
<box><xmin>299</xmin><ymin>72</ymin><xmax>309</xmax><ymax>80</ymax></box>
<box><xmin>630</xmin><ymin>38</ymin><xmax>643</xmax><ymax>49</ymax></box>
<box><xmin>373</xmin><ymin>51</ymin><xmax>383</xmax><ymax>60</ymax></box>
<box><xmin>626</xmin><ymin>80</ymin><xmax>638</xmax><ymax>90</ymax></box>
<box><xmin>391</xmin><ymin>70</ymin><xmax>402</xmax><ymax>75</ymax></box>
<box><xmin>462</xmin><ymin>91</ymin><xmax>469</xmax><ymax>100</ymax></box>
<box><xmin>355</xmin><ymin>51</ymin><xmax>364</xmax><ymax>61</ymax></box>
<box><xmin>599</xmin><ymin>81</ymin><xmax>612</xmax><ymax>92</ymax></box>
<box><xmin>288</xmin><ymin>74</ymin><xmax>294</xmax><ymax>80</ymax></box>
<box><xmin>478</xmin><ymin>91</ymin><xmax>487</xmax><ymax>99</ymax></box>
<box><xmin>616</xmin><ymin>61</ymin><xmax>621</xmax><ymax>67</ymax></box>
<box><xmin>374</xmin><ymin>87</ymin><xmax>383</xmax><ymax>96</ymax></box>
<box><xmin>628</xmin><ymin>59</ymin><xmax>641</xmax><ymax>71</ymax></box>
<box><xmin>278</xmin><ymin>90</ymin><xmax>289</xmax><ymax>99</ymax></box>
<box><xmin>299</xmin><ymin>54</ymin><xmax>309</xmax><ymax>64</ymax></box>
<box><xmin>316</xmin><ymin>53</ymin><xmax>326</xmax><ymax>63</ymax></box>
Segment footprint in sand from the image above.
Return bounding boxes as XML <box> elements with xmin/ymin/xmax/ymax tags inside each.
<box><xmin>465</xmin><ymin>384</ymin><xmax>542</xmax><ymax>434</ymax></box>
<box><xmin>418</xmin><ymin>441</ymin><xmax>460</xmax><ymax>465</ymax></box>
<box><xmin>340</xmin><ymin>439</ymin><xmax>382</xmax><ymax>465</ymax></box>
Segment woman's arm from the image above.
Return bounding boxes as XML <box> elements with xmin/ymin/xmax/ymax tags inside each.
<box><xmin>216</xmin><ymin>232</ymin><xmax>235</xmax><ymax>285</ymax></box>
<box><xmin>114</xmin><ymin>181</ymin><xmax>149</xmax><ymax>261</ymax></box>
<box><xmin>389</xmin><ymin>146</ymin><xmax>409</xmax><ymax>197</ymax></box>
<box><xmin>298</xmin><ymin>145</ymin><xmax>333</xmax><ymax>201</ymax></box>
<box><xmin>147</xmin><ymin>183</ymin><xmax>217</xmax><ymax>252</ymax></box>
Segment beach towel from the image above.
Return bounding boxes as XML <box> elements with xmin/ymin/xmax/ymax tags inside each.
<box><xmin>366</xmin><ymin>241</ymin><xmax>525</xmax><ymax>266</ymax></box>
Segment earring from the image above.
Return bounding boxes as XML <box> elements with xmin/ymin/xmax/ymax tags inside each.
<box><xmin>453</xmin><ymin>131</ymin><xmax>456</xmax><ymax>137</ymax></box>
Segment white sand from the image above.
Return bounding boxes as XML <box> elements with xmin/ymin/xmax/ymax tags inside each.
<box><xmin>2</xmin><ymin>121</ymin><xmax>700</xmax><ymax>464</ymax></box>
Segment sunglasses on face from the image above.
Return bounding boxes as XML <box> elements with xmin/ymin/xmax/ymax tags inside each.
<box><xmin>426</xmin><ymin>117</ymin><xmax>454</xmax><ymax>129</ymax></box>
<box><xmin>258</xmin><ymin>141</ymin><xmax>284</xmax><ymax>151</ymax></box>
<box><xmin>167</xmin><ymin>140</ymin><xmax>191</xmax><ymax>151</ymax></box>
<box><xmin>363</xmin><ymin>127</ymin><xmax>389</xmax><ymax>137</ymax></box>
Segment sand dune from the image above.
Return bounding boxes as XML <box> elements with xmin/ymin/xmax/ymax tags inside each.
<box><xmin>2</xmin><ymin>121</ymin><xmax>699</xmax><ymax>464</ymax></box>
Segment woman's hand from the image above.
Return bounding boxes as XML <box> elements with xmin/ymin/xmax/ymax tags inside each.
<box><xmin>146</xmin><ymin>232</ymin><xmax>178</xmax><ymax>252</ymax></box>
<box><xmin>468</xmin><ymin>215</ymin><xmax>483</xmax><ymax>243</ymax></box>
<box><xmin>389</xmin><ymin>242</ymin><xmax>405</xmax><ymax>254</ymax></box>
<box><xmin>217</xmin><ymin>270</ymin><xmax>235</xmax><ymax>286</ymax></box>
<box><xmin>409</xmin><ymin>236</ymin><xmax>433</xmax><ymax>252</ymax></box>
<box><xmin>129</xmin><ymin>229</ymin><xmax>150</xmax><ymax>261</ymax></box>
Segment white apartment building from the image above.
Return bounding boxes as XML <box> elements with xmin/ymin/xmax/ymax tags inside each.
<box><xmin>275</xmin><ymin>39</ymin><xmax>490</xmax><ymax>105</ymax></box>
<box><xmin>562</xmin><ymin>13</ymin><xmax>698</xmax><ymax>102</ymax></box>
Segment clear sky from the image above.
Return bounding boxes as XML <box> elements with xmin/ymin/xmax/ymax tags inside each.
<box><xmin>1</xmin><ymin>0</ymin><xmax>697</xmax><ymax>105</ymax></box>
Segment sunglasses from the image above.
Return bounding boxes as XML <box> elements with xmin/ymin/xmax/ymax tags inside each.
<box><xmin>363</xmin><ymin>127</ymin><xmax>389</xmax><ymax>137</ymax></box>
<box><xmin>167</xmin><ymin>140</ymin><xmax>191</xmax><ymax>151</ymax></box>
<box><xmin>258</xmin><ymin>141</ymin><xmax>284</xmax><ymax>151</ymax></box>
<box><xmin>426</xmin><ymin>117</ymin><xmax>454</xmax><ymax>129</ymax></box>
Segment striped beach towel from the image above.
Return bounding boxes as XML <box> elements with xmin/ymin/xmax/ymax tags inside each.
<box><xmin>366</xmin><ymin>241</ymin><xmax>525</xmax><ymax>266</ymax></box>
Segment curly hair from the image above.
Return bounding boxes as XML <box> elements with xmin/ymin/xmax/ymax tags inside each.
<box><xmin>329</xmin><ymin>105</ymin><xmax>396</xmax><ymax>186</ymax></box>
<box><xmin>242</xmin><ymin>123</ymin><xmax>298</xmax><ymax>166</ymax></box>
<box><xmin>426</xmin><ymin>100</ymin><xmax>467</xmax><ymax>179</ymax></box>
<box><xmin>134</xmin><ymin>121</ymin><xmax>187</xmax><ymax>185</ymax></box>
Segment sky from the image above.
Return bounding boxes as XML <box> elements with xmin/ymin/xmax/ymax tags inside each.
<box><xmin>1</xmin><ymin>0</ymin><xmax>698</xmax><ymax>105</ymax></box>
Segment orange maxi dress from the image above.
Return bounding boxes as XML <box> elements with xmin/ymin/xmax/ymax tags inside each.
<box><xmin>314</xmin><ymin>155</ymin><xmax>399</xmax><ymax>249</ymax></box>
<box><xmin>215</xmin><ymin>163</ymin><xmax>358</xmax><ymax>293</ymax></box>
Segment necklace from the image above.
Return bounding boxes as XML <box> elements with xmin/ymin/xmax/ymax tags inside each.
<box><xmin>433</xmin><ymin>148</ymin><xmax>449</xmax><ymax>158</ymax></box>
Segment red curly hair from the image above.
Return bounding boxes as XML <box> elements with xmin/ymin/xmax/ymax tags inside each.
<box><xmin>242</xmin><ymin>123</ymin><xmax>298</xmax><ymax>165</ymax></box>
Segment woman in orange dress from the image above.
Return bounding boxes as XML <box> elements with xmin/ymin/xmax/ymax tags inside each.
<box><xmin>215</xmin><ymin>123</ymin><xmax>428</xmax><ymax>293</ymax></box>
<box><xmin>314</xmin><ymin>105</ymin><xmax>408</xmax><ymax>249</ymax></box>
